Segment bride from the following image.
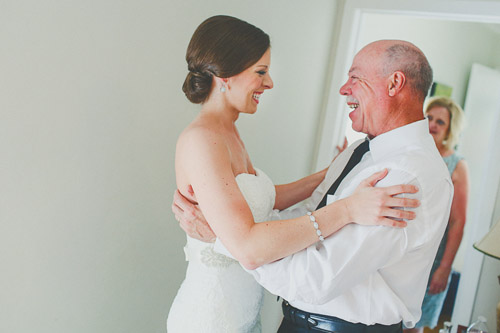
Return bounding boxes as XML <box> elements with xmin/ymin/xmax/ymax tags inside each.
<box><xmin>167</xmin><ymin>15</ymin><xmax>419</xmax><ymax>333</ymax></box>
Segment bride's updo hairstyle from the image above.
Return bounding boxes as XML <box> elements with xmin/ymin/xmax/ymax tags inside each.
<box><xmin>182</xmin><ymin>15</ymin><xmax>270</xmax><ymax>104</ymax></box>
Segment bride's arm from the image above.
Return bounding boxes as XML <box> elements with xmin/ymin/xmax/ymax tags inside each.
<box><xmin>177</xmin><ymin>130</ymin><xmax>417</xmax><ymax>270</ymax></box>
<box><xmin>274</xmin><ymin>137</ymin><xmax>348</xmax><ymax>210</ymax></box>
<box><xmin>274</xmin><ymin>168</ymin><xmax>327</xmax><ymax>210</ymax></box>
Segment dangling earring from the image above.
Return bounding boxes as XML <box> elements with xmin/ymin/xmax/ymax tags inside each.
<box><xmin>220</xmin><ymin>86</ymin><xmax>226</xmax><ymax>93</ymax></box>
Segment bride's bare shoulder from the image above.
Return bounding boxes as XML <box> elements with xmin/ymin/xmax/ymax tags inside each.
<box><xmin>176</xmin><ymin>114</ymin><xmax>228</xmax><ymax>163</ymax></box>
<box><xmin>178</xmin><ymin>115</ymin><xmax>223</xmax><ymax>144</ymax></box>
<box><xmin>176</xmin><ymin>114</ymin><xmax>230</xmax><ymax>186</ymax></box>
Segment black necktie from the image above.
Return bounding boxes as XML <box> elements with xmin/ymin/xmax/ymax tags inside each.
<box><xmin>316</xmin><ymin>140</ymin><xmax>370</xmax><ymax>209</ymax></box>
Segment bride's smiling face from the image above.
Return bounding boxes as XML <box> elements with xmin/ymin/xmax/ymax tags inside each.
<box><xmin>225</xmin><ymin>48</ymin><xmax>274</xmax><ymax>114</ymax></box>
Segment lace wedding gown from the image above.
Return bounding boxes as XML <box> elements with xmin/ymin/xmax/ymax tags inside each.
<box><xmin>167</xmin><ymin>169</ymin><xmax>277</xmax><ymax>333</ymax></box>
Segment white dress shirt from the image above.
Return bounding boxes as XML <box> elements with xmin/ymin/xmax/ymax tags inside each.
<box><xmin>249</xmin><ymin>119</ymin><xmax>453</xmax><ymax>328</ymax></box>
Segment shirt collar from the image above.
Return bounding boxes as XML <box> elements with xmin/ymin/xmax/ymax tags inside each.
<box><xmin>368</xmin><ymin>119</ymin><xmax>432</xmax><ymax>162</ymax></box>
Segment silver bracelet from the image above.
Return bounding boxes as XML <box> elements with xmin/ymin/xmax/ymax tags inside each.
<box><xmin>307</xmin><ymin>211</ymin><xmax>324</xmax><ymax>241</ymax></box>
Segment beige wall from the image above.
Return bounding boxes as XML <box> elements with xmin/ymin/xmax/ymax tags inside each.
<box><xmin>0</xmin><ymin>0</ymin><xmax>340</xmax><ymax>332</ymax></box>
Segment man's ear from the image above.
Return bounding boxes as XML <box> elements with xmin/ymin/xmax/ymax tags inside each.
<box><xmin>388</xmin><ymin>71</ymin><xmax>406</xmax><ymax>97</ymax></box>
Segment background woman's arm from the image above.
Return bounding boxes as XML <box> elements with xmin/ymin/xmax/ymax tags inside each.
<box><xmin>428</xmin><ymin>160</ymin><xmax>470</xmax><ymax>294</ymax></box>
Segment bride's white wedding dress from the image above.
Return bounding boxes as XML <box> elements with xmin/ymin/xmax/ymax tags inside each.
<box><xmin>167</xmin><ymin>169</ymin><xmax>277</xmax><ymax>333</ymax></box>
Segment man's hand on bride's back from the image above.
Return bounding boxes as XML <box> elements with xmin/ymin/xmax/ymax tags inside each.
<box><xmin>172</xmin><ymin>189</ymin><xmax>216</xmax><ymax>243</ymax></box>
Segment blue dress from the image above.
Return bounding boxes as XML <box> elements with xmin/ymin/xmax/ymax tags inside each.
<box><xmin>414</xmin><ymin>153</ymin><xmax>464</xmax><ymax>329</ymax></box>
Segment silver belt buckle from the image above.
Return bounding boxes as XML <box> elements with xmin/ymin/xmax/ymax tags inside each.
<box><xmin>307</xmin><ymin>317</ymin><xmax>318</xmax><ymax>326</ymax></box>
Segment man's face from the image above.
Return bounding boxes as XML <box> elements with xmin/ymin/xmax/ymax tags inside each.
<box><xmin>339</xmin><ymin>45</ymin><xmax>390</xmax><ymax>138</ymax></box>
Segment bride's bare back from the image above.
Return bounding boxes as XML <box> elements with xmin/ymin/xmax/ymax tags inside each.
<box><xmin>175</xmin><ymin>112</ymin><xmax>255</xmax><ymax>203</ymax></box>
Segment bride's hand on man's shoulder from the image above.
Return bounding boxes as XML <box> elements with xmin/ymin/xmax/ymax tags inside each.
<box><xmin>345</xmin><ymin>169</ymin><xmax>420</xmax><ymax>228</ymax></box>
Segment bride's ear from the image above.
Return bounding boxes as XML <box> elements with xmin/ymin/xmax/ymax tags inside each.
<box><xmin>214</xmin><ymin>76</ymin><xmax>229</xmax><ymax>92</ymax></box>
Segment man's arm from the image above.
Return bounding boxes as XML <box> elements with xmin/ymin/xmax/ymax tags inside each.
<box><xmin>248</xmin><ymin>169</ymin><xmax>434</xmax><ymax>304</ymax></box>
<box><xmin>251</xmin><ymin>224</ymin><xmax>407</xmax><ymax>304</ymax></box>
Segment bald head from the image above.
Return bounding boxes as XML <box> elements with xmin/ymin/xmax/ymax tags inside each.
<box><xmin>363</xmin><ymin>40</ymin><xmax>433</xmax><ymax>100</ymax></box>
<box><xmin>340</xmin><ymin>40</ymin><xmax>431</xmax><ymax>137</ymax></box>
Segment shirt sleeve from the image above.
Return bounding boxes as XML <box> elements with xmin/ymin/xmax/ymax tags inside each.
<box><xmin>247</xmin><ymin>168</ymin><xmax>422</xmax><ymax>305</ymax></box>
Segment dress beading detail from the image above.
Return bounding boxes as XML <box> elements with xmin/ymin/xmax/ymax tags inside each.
<box><xmin>200</xmin><ymin>246</ymin><xmax>238</xmax><ymax>268</ymax></box>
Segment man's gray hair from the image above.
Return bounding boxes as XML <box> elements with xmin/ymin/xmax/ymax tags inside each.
<box><xmin>383</xmin><ymin>43</ymin><xmax>433</xmax><ymax>99</ymax></box>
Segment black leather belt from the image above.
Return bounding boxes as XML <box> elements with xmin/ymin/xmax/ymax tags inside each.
<box><xmin>281</xmin><ymin>301</ymin><xmax>403</xmax><ymax>333</ymax></box>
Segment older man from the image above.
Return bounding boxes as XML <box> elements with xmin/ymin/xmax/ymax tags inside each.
<box><xmin>173</xmin><ymin>40</ymin><xmax>453</xmax><ymax>332</ymax></box>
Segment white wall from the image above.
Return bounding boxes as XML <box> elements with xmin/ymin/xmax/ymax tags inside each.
<box><xmin>0</xmin><ymin>1</ymin><xmax>339</xmax><ymax>332</ymax></box>
<box><xmin>494</xmin><ymin>34</ymin><xmax>500</xmax><ymax>69</ymax></box>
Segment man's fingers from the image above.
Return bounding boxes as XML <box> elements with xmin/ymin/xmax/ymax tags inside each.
<box><xmin>171</xmin><ymin>202</ymin><xmax>184</xmax><ymax>217</ymax></box>
<box><xmin>362</xmin><ymin>169</ymin><xmax>389</xmax><ymax>187</ymax></box>
<box><xmin>173</xmin><ymin>190</ymin><xmax>186</xmax><ymax>210</ymax></box>
<box><xmin>179</xmin><ymin>220</ymin><xmax>193</xmax><ymax>234</ymax></box>
<box><xmin>174</xmin><ymin>189</ymin><xmax>201</xmax><ymax>222</ymax></box>
<box><xmin>342</xmin><ymin>137</ymin><xmax>348</xmax><ymax>149</ymax></box>
<box><xmin>174</xmin><ymin>189</ymin><xmax>194</xmax><ymax>210</ymax></box>
<box><xmin>173</xmin><ymin>189</ymin><xmax>182</xmax><ymax>201</ymax></box>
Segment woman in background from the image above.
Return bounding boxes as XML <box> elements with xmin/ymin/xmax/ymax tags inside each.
<box><xmin>405</xmin><ymin>96</ymin><xmax>470</xmax><ymax>332</ymax></box>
